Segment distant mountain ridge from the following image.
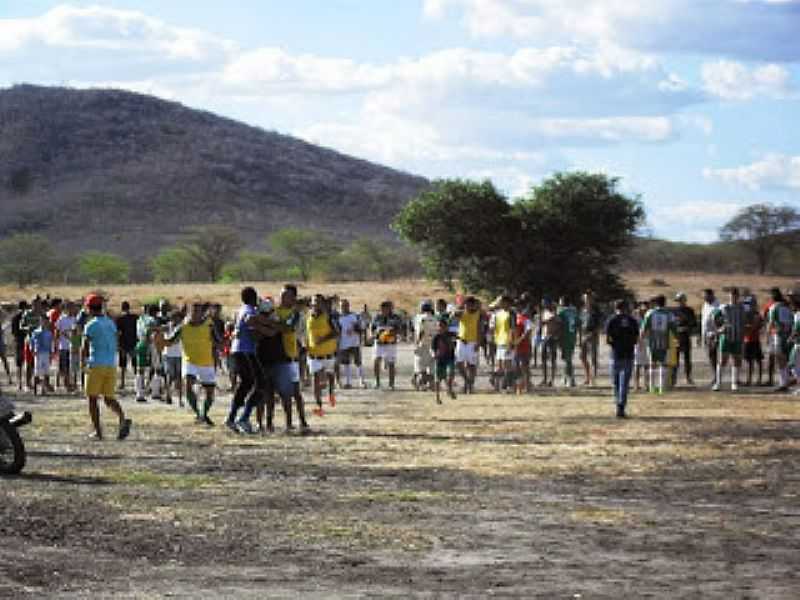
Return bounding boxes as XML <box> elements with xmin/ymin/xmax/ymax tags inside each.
<box><xmin>0</xmin><ymin>84</ymin><xmax>428</xmax><ymax>259</ymax></box>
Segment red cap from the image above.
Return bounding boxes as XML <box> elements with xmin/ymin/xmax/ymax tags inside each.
<box><xmin>84</xmin><ymin>294</ymin><xmax>104</xmax><ymax>309</ymax></box>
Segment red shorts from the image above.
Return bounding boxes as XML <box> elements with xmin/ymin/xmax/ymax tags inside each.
<box><xmin>23</xmin><ymin>342</ymin><xmax>34</xmax><ymax>366</ymax></box>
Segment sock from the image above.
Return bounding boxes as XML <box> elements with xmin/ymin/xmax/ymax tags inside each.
<box><xmin>357</xmin><ymin>366</ymin><xmax>364</xmax><ymax>382</ymax></box>
<box><xmin>657</xmin><ymin>366</ymin><xmax>663</xmax><ymax>393</ymax></box>
<box><xmin>135</xmin><ymin>374</ymin><xmax>145</xmax><ymax>398</ymax></box>
<box><xmin>649</xmin><ymin>365</ymin><xmax>654</xmax><ymax>392</ymax></box>
<box><xmin>731</xmin><ymin>366</ymin><xmax>738</xmax><ymax>389</ymax></box>
<box><xmin>716</xmin><ymin>364</ymin><xmax>723</xmax><ymax>387</ymax></box>
<box><xmin>150</xmin><ymin>375</ymin><xmax>163</xmax><ymax>397</ymax></box>
<box><xmin>779</xmin><ymin>368</ymin><xmax>788</xmax><ymax>387</ymax></box>
<box><xmin>186</xmin><ymin>387</ymin><xmax>199</xmax><ymax>415</ymax></box>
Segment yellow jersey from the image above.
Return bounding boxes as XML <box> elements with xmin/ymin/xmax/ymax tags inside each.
<box><xmin>459</xmin><ymin>310</ymin><xmax>480</xmax><ymax>343</ymax></box>
<box><xmin>276</xmin><ymin>306</ymin><xmax>298</xmax><ymax>359</ymax></box>
<box><xmin>307</xmin><ymin>312</ymin><xmax>338</xmax><ymax>357</ymax></box>
<box><xmin>181</xmin><ymin>319</ymin><xmax>214</xmax><ymax>367</ymax></box>
<box><xmin>493</xmin><ymin>310</ymin><xmax>514</xmax><ymax>346</ymax></box>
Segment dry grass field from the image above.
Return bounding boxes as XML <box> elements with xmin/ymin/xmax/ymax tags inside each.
<box><xmin>1</xmin><ymin>271</ymin><xmax>798</xmax><ymax>315</ymax></box>
<box><xmin>2</xmin><ymin>272</ymin><xmax>800</xmax><ymax>597</ymax></box>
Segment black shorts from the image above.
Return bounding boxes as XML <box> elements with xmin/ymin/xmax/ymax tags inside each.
<box><xmin>59</xmin><ymin>349</ymin><xmax>71</xmax><ymax>373</ymax></box>
<box><xmin>14</xmin><ymin>338</ymin><xmax>25</xmax><ymax>367</ymax></box>
<box><xmin>744</xmin><ymin>341</ymin><xmax>763</xmax><ymax>362</ymax></box>
<box><xmin>338</xmin><ymin>346</ymin><xmax>361</xmax><ymax>366</ymax></box>
<box><xmin>119</xmin><ymin>346</ymin><xmax>136</xmax><ymax>368</ymax></box>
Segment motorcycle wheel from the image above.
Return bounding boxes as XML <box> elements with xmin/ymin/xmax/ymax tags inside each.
<box><xmin>0</xmin><ymin>420</ymin><xmax>25</xmax><ymax>475</ymax></box>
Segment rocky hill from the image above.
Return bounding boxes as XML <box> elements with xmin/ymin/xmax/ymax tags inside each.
<box><xmin>0</xmin><ymin>85</ymin><xmax>428</xmax><ymax>258</ymax></box>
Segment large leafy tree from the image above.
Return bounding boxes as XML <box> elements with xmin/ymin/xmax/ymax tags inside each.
<box><xmin>719</xmin><ymin>203</ymin><xmax>800</xmax><ymax>274</ymax></box>
<box><xmin>0</xmin><ymin>233</ymin><xmax>58</xmax><ymax>287</ymax></box>
<box><xmin>78</xmin><ymin>251</ymin><xmax>130</xmax><ymax>284</ymax></box>
<box><xmin>268</xmin><ymin>227</ymin><xmax>341</xmax><ymax>281</ymax></box>
<box><xmin>394</xmin><ymin>173</ymin><xmax>644</xmax><ymax>299</ymax></box>
<box><xmin>179</xmin><ymin>225</ymin><xmax>244</xmax><ymax>282</ymax></box>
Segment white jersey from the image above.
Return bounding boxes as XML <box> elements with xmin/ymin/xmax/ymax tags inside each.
<box><xmin>163</xmin><ymin>323</ymin><xmax>183</xmax><ymax>359</ymax></box>
<box><xmin>701</xmin><ymin>300</ymin><xmax>720</xmax><ymax>344</ymax></box>
<box><xmin>56</xmin><ymin>315</ymin><xmax>76</xmax><ymax>351</ymax></box>
<box><xmin>338</xmin><ymin>313</ymin><xmax>361</xmax><ymax>350</ymax></box>
<box><xmin>414</xmin><ymin>313</ymin><xmax>438</xmax><ymax>348</ymax></box>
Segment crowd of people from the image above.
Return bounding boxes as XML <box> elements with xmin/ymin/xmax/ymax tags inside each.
<box><xmin>2</xmin><ymin>283</ymin><xmax>799</xmax><ymax>439</ymax></box>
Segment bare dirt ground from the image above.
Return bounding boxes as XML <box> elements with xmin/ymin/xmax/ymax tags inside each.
<box><xmin>2</xmin><ymin>343</ymin><xmax>800</xmax><ymax>598</ymax></box>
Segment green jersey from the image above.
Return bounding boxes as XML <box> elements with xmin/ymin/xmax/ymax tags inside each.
<box><xmin>641</xmin><ymin>308</ymin><xmax>674</xmax><ymax>352</ymax></box>
<box><xmin>558</xmin><ymin>306</ymin><xmax>578</xmax><ymax>346</ymax></box>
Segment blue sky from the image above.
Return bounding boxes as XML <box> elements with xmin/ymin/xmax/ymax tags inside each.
<box><xmin>1</xmin><ymin>1</ymin><xmax>799</xmax><ymax>242</ymax></box>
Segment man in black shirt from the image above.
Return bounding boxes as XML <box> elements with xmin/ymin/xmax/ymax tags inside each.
<box><xmin>10</xmin><ymin>301</ymin><xmax>28</xmax><ymax>390</ymax></box>
<box><xmin>605</xmin><ymin>300</ymin><xmax>639</xmax><ymax>418</ymax></box>
<box><xmin>115</xmin><ymin>301</ymin><xmax>139</xmax><ymax>391</ymax></box>
<box><xmin>672</xmin><ymin>292</ymin><xmax>697</xmax><ymax>386</ymax></box>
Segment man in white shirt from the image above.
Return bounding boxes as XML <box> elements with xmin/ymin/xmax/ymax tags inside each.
<box><xmin>701</xmin><ymin>288</ymin><xmax>720</xmax><ymax>387</ymax></box>
<box><xmin>55</xmin><ymin>302</ymin><xmax>77</xmax><ymax>391</ymax></box>
<box><xmin>337</xmin><ymin>299</ymin><xmax>365</xmax><ymax>389</ymax></box>
<box><xmin>413</xmin><ymin>300</ymin><xmax>438</xmax><ymax>390</ymax></box>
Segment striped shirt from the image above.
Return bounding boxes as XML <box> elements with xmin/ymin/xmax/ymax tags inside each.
<box><xmin>714</xmin><ymin>303</ymin><xmax>745</xmax><ymax>342</ymax></box>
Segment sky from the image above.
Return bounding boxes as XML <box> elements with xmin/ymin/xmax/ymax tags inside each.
<box><xmin>1</xmin><ymin>1</ymin><xmax>799</xmax><ymax>243</ymax></box>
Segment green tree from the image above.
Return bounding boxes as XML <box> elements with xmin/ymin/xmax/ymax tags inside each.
<box><xmin>719</xmin><ymin>203</ymin><xmax>800</xmax><ymax>274</ymax></box>
<box><xmin>221</xmin><ymin>251</ymin><xmax>282</xmax><ymax>282</ymax></box>
<box><xmin>179</xmin><ymin>225</ymin><xmax>245</xmax><ymax>282</ymax></box>
<box><xmin>268</xmin><ymin>227</ymin><xmax>340</xmax><ymax>281</ymax></box>
<box><xmin>394</xmin><ymin>173</ymin><xmax>644</xmax><ymax>298</ymax></box>
<box><xmin>77</xmin><ymin>251</ymin><xmax>131</xmax><ymax>284</ymax></box>
<box><xmin>0</xmin><ymin>233</ymin><xmax>57</xmax><ymax>286</ymax></box>
<box><xmin>150</xmin><ymin>246</ymin><xmax>194</xmax><ymax>283</ymax></box>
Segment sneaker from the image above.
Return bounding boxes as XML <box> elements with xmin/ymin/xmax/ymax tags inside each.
<box><xmin>202</xmin><ymin>415</ymin><xmax>215</xmax><ymax>427</ymax></box>
<box><xmin>300</xmin><ymin>423</ymin><xmax>312</xmax><ymax>435</ymax></box>
<box><xmin>616</xmin><ymin>406</ymin><xmax>627</xmax><ymax>419</ymax></box>
<box><xmin>360</xmin><ymin>380</ymin><xmax>367</xmax><ymax>389</ymax></box>
<box><xmin>236</xmin><ymin>419</ymin><xmax>254</xmax><ymax>434</ymax></box>
<box><xmin>774</xmin><ymin>385</ymin><xmax>789</xmax><ymax>393</ymax></box>
<box><xmin>117</xmin><ymin>418</ymin><xmax>132</xmax><ymax>441</ymax></box>
<box><xmin>87</xmin><ymin>431</ymin><xmax>103</xmax><ymax>441</ymax></box>
<box><xmin>343</xmin><ymin>383</ymin><xmax>352</xmax><ymax>390</ymax></box>
<box><xmin>449</xmin><ymin>390</ymin><xmax>457</xmax><ymax>400</ymax></box>
<box><xmin>136</xmin><ymin>396</ymin><xmax>147</xmax><ymax>403</ymax></box>
<box><xmin>712</xmin><ymin>383</ymin><xmax>720</xmax><ymax>391</ymax></box>
<box><xmin>731</xmin><ymin>384</ymin><xmax>739</xmax><ymax>392</ymax></box>
<box><xmin>195</xmin><ymin>415</ymin><xmax>205</xmax><ymax>425</ymax></box>
<box><xmin>225</xmin><ymin>419</ymin><xmax>240</xmax><ymax>433</ymax></box>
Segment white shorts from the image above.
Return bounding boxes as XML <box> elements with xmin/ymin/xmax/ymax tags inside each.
<box><xmin>35</xmin><ymin>352</ymin><xmax>50</xmax><ymax>377</ymax></box>
<box><xmin>495</xmin><ymin>345</ymin><xmax>515</xmax><ymax>362</ymax></box>
<box><xmin>308</xmin><ymin>356</ymin><xmax>335</xmax><ymax>374</ymax></box>
<box><xmin>374</xmin><ymin>344</ymin><xmax>397</xmax><ymax>364</ymax></box>
<box><xmin>289</xmin><ymin>361</ymin><xmax>300</xmax><ymax>383</ymax></box>
<box><xmin>456</xmin><ymin>340</ymin><xmax>479</xmax><ymax>366</ymax></box>
<box><xmin>414</xmin><ymin>352</ymin><xmax>434</xmax><ymax>373</ymax></box>
<box><xmin>183</xmin><ymin>363</ymin><xmax>216</xmax><ymax>386</ymax></box>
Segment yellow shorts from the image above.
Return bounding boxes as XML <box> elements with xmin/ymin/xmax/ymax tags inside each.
<box><xmin>86</xmin><ymin>366</ymin><xmax>117</xmax><ymax>398</ymax></box>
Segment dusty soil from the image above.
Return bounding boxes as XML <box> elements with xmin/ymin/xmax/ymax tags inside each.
<box><xmin>2</xmin><ymin>345</ymin><xmax>800</xmax><ymax>598</ymax></box>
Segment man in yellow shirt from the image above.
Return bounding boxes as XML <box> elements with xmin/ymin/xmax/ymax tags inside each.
<box><xmin>165</xmin><ymin>302</ymin><xmax>216</xmax><ymax>426</ymax></box>
<box><xmin>307</xmin><ymin>294</ymin><xmax>339</xmax><ymax>414</ymax></box>
<box><xmin>455</xmin><ymin>296</ymin><xmax>481</xmax><ymax>393</ymax></box>
<box><xmin>489</xmin><ymin>296</ymin><xmax>517</xmax><ymax>393</ymax></box>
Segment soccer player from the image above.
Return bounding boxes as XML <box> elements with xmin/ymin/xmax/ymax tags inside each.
<box><xmin>557</xmin><ymin>296</ymin><xmax>579</xmax><ymax>387</ymax></box>
<box><xmin>337</xmin><ymin>298</ymin><xmax>365</xmax><ymax>389</ymax></box>
<box><xmin>489</xmin><ymin>296</ymin><xmax>516</xmax><ymax>392</ymax></box>
<box><xmin>413</xmin><ymin>300</ymin><xmax>438</xmax><ymax>391</ymax></box>
<box><xmin>371</xmin><ymin>300</ymin><xmax>402</xmax><ymax>390</ymax></box>
<box><xmin>701</xmin><ymin>289</ymin><xmax>720</xmax><ymax>387</ymax></box>
<box><xmin>115</xmin><ymin>301</ymin><xmax>138</xmax><ymax>391</ymax></box>
<box><xmin>605</xmin><ymin>300</ymin><xmax>639</xmax><ymax>418</ymax></box>
<box><xmin>307</xmin><ymin>294</ymin><xmax>340</xmax><ymax>414</ymax></box>
<box><xmin>162</xmin><ymin>311</ymin><xmax>184</xmax><ymax>407</ymax></box>
<box><xmin>633</xmin><ymin>301</ymin><xmax>650</xmax><ymax>391</ymax></box>
<box><xmin>431</xmin><ymin>317</ymin><xmax>456</xmax><ymax>403</ymax></box>
<box><xmin>81</xmin><ymin>294</ymin><xmax>131</xmax><ymax>441</ymax></box>
<box><xmin>538</xmin><ymin>298</ymin><xmax>561</xmax><ymax>387</ymax></box>
<box><xmin>742</xmin><ymin>295</ymin><xmax>764</xmax><ymax>386</ymax></box>
<box><xmin>766</xmin><ymin>288</ymin><xmax>794</xmax><ymax>392</ymax></box>
<box><xmin>641</xmin><ymin>295</ymin><xmax>675</xmax><ymax>395</ymax></box>
<box><xmin>711</xmin><ymin>287</ymin><xmax>746</xmax><ymax>392</ymax></box>
<box><xmin>578</xmin><ymin>291</ymin><xmax>603</xmax><ymax>385</ymax></box>
<box><xmin>513</xmin><ymin>303</ymin><xmax>533</xmax><ymax>394</ymax></box>
<box><xmin>454</xmin><ymin>296</ymin><xmax>481</xmax><ymax>393</ymax></box>
<box><xmin>272</xmin><ymin>284</ymin><xmax>306</xmax><ymax>425</ymax></box>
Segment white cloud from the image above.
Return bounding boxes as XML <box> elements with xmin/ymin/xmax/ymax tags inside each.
<box><xmin>701</xmin><ymin>60</ymin><xmax>793</xmax><ymax>100</ymax></box>
<box><xmin>703</xmin><ymin>154</ymin><xmax>800</xmax><ymax>190</ymax></box>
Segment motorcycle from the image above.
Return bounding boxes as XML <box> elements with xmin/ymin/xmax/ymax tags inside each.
<box><xmin>0</xmin><ymin>396</ymin><xmax>32</xmax><ymax>475</ymax></box>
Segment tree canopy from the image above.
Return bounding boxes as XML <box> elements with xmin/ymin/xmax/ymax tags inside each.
<box><xmin>719</xmin><ymin>203</ymin><xmax>800</xmax><ymax>274</ymax></box>
<box><xmin>268</xmin><ymin>227</ymin><xmax>341</xmax><ymax>281</ymax></box>
<box><xmin>394</xmin><ymin>172</ymin><xmax>644</xmax><ymax>299</ymax></box>
<box><xmin>78</xmin><ymin>251</ymin><xmax>130</xmax><ymax>284</ymax></box>
<box><xmin>0</xmin><ymin>233</ymin><xmax>57</xmax><ymax>287</ymax></box>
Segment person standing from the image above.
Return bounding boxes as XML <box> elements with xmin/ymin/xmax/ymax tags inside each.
<box><xmin>641</xmin><ymin>295</ymin><xmax>675</xmax><ymax>395</ymax></box>
<box><xmin>538</xmin><ymin>298</ymin><xmax>562</xmax><ymax>387</ymax></box>
<box><xmin>55</xmin><ymin>302</ymin><xmax>77</xmax><ymax>392</ymax></box>
<box><xmin>337</xmin><ymin>298</ymin><xmax>365</xmax><ymax>389</ymax></box>
<box><xmin>766</xmin><ymin>288</ymin><xmax>794</xmax><ymax>392</ymax></box>
<box><xmin>11</xmin><ymin>301</ymin><xmax>28</xmax><ymax>390</ymax></box>
<box><xmin>742</xmin><ymin>295</ymin><xmax>764</xmax><ymax>386</ymax></box>
<box><xmin>307</xmin><ymin>294</ymin><xmax>340</xmax><ymax>414</ymax></box>
<box><xmin>701</xmin><ymin>289</ymin><xmax>720</xmax><ymax>387</ymax></box>
<box><xmin>711</xmin><ymin>287</ymin><xmax>746</xmax><ymax>392</ymax></box>
<box><xmin>454</xmin><ymin>297</ymin><xmax>481</xmax><ymax>393</ymax></box>
<box><xmin>578</xmin><ymin>291</ymin><xmax>603</xmax><ymax>385</ymax></box>
<box><xmin>115</xmin><ymin>301</ymin><xmax>139</xmax><ymax>391</ymax></box>
<box><xmin>412</xmin><ymin>300</ymin><xmax>437</xmax><ymax>391</ymax></box>
<box><xmin>557</xmin><ymin>296</ymin><xmax>579</xmax><ymax>387</ymax></box>
<box><xmin>672</xmin><ymin>292</ymin><xmax>697</xmax><ymax>386</ymax></box>
<box><xmin>489</xmin><ymin>296</ymin><xmax>516</xmax><ymax>392</ymax></box>
<box><xmin>605</xmin><ymin>300</ymin><xmax>639</xmax><ymax>418</ymax></box>
<box><xmin>431</xmin><ymin>317</ymin><xmax>457</xmax><ymax>403</ymax></box>
<box><xmin>371</xmin><ymin>300</ymin><xmax>402</xmax><ymax>390</ymax></box>
<box><xmin>226</xmin><ymin>287</ymin><xmax>260</xmax><ymax>432</ymax></box>
<box><xmin>82</xmin><ymin>294</ymin><xmax>131</xmax><ymax>441</ymax></box>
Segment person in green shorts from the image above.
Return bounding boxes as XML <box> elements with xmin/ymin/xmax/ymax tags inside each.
<box><xmin>711</xmin><ymin>287</ymin><xmax>745</xmax><ymax>392</ymax></box>
<box><xmin>431</xmin><ymin>317</ymin><xmax>456</xmax><ymax>404</ymax></box>
<box><xmin>641</xmin><ymin>294</ymin><xmax>675</xmax><ymax>395</ymax></box>
<box><xmin>767</xmin><ymin>288</ymin><xmax>794</xmax><ymax>391</ymax></box>
<box><xmin>557</xmin><ymin>296</ymin><xmax>578</xmax><ymax>387</ymax></box>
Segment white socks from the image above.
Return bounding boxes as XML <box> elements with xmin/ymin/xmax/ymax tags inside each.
<box><xmin>135</xmin><ymin>374</ymin><xmax>145</xmax><ymax>398</ymax></box>
<box><xmin>150</xmin><ymin>374</ymin><xmax>163</xmax><ymax>398</ymax></box>
<box><xmin>731</xmin><ymin>366</ymin><xmax>738</xmax><ymax>391</ymax></box>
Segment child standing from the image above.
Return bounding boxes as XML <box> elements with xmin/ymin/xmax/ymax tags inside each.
<box><xmin>55</xmin><ymin>302</ymin><xmax>77</xmax><ymax>391</ymax></box>
<box><xmin>431</xmin><ymin>317</ymin><xmax>456</xmax><ymax>404</ymax></box>
<box><xmin>31</xmin><ymin>315</ymin><xmax>54</xmax><ymax>395</ymax></box>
